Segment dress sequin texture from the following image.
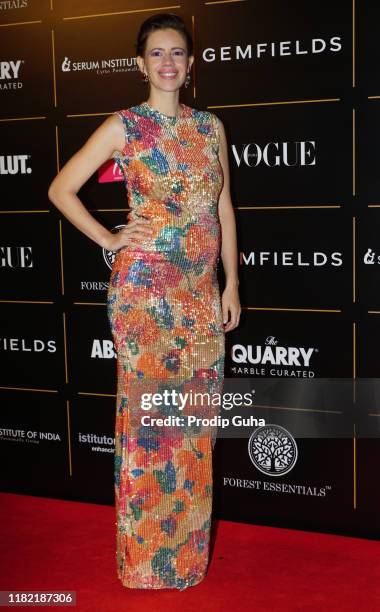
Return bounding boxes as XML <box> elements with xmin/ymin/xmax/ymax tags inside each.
<box><xmin>107</xmin><ymin>101</ymin><xmax>226</xmax><ymax>590</ymax></box>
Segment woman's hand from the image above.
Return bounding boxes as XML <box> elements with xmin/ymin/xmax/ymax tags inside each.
<box><xmin>221</xmin><ymin>284</ymin><xmax>241</xmax><ymax>332</ymax></box>
<box><xmin>105</xmin><ymin>218</ymin><xmax>153</xmax><ymax>251</ymax></box>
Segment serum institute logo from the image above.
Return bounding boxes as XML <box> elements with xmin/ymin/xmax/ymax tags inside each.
<box><xmin>61</xmin><ymin>57</ymin><xmax>71</xmax><ymax>72</ymax></box>
<box><xmin>61</xmin><ymin>56</ymin><xmax>138</xmax><ymax>75</ymax></box>
<box><xmin>0</xmin><ymin>155</ymin><xmax>32</xmax><ymax>175</ymax></box>
<box><xmin>248</xmin><ymin>424</ymin><xmax>298</xmax><ymax>476</ymax></box>
<box><xmin>98</xmin><ymin>158</ymin><xmax>124</xmax><ymax>183</ymax></box>
<box><xmin>363</xmin><ymin>248</ymin><xmax>380</xmax><ymax>265</ymax></box>
<box><xmin>230</xmin><ymin>335</ymin><xmax>318</xmax><ymax>377</ymax></box>
<box><xmin>232</xmin><ymin>141</ymin><xmax>316</xmax><ymax>168</ymax></box>
<box><xmin>0</xmin><ymin>60</ymin><xmax>24</xmax><ymax>90</ymax></box>
<box><xmin>0</xmin><ymin>246</ymin><xmax>33</xmax><ymax>268</ymax></box>
<box><xmin>0</xmin><ymin>427</ymin><xmax>61</xmax><ymax>445</ymax></box>
<box><xmin>202</xmin><ymin>36</ymin><xmax>342</xmax><ymax>62</ymax></box>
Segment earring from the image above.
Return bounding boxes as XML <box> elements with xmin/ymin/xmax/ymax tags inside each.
<box><xmin>184</xmin><ymin>72</ymin><xmax>191</xmax><ymax>88</ymax></box>
<box><xmin>142</xmin><ymin>72</ymin><xmax>149</xmax><ymax>83</ymax></box>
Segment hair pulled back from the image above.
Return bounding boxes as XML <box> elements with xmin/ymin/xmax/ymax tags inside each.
<box><xmin>135</xmin><ymin>13</ymin><xmax>193</xmax><ymax>57</ymax></box>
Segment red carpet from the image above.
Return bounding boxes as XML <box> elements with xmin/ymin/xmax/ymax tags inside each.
<box><xmin>1</xmin><ymin>492</ymin><xmax>380</xmax><ymax>611</ymax></box>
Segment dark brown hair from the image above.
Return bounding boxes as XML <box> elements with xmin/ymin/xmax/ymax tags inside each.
<box><xmin>135</xmin><ymin>13</ymin><xmax>193</xmax><ymax>57</ymax></box>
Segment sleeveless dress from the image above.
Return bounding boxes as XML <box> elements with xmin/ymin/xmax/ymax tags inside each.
<box><xmin>106</xmin><ymin>100</ymin><xmax>225</xmax><ymax>590</ymax></box>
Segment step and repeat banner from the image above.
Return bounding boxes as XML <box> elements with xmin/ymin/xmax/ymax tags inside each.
<box><xmin>1</xmin><ymin>0</ymin><xmax>380</xmax><ymax>538</ymax></box>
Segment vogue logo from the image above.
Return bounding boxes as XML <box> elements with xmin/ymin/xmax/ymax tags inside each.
<box><xmin>0</xmin><ymin>59</ymin><xmax>23</xmax><ymax>90</ymax></box>
<box><xmin>202</xmin><ymin>37</ymin><xmax>342</xmax><ymax>62</ymax></box>
<box><xmin>0</xmin><ymin>246</ymin><xmax>33</xmax><ymax>268</ymax></box>
<box><xmin>0</xmin><ymin>155</ymin><xmax>31</xmax><ymax>175</ymax></box>
<box><xmin>240</xmin><ymin>251</ymin><xmax>343</xmax><ymax>267</ymax></box>
<box><xmin>232</xmin><ymin>142</ymin><xmax>316</xmax><ymax>168</ymax></box>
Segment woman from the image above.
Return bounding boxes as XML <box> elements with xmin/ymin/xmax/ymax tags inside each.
<box><xmin>48</xmin><ymin>13</ymin><xmax>240</xmax><ymax>590</ymax></box>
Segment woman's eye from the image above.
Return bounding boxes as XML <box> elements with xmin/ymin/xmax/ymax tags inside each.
<box><xmin>149</xmin><ymin>50</ymin><xmax>186</xmax><ymax>57</ymax></box>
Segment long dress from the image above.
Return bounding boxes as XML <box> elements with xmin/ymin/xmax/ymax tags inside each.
<box><xmin>106</xmin><ymin>100</ymin><xmax>225</xmax><ymax>590</ymax></box>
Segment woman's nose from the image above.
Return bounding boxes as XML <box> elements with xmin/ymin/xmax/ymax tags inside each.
<box><xmin>161</xmin><ymin>51</ymin><xmax>176</xmax><ymax>63</ymax></box>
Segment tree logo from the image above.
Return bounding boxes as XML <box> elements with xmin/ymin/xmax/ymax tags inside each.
<box><xmin>248</xmin><ymin>424</ymin><xmax>298</xmax><ymax>477</ymax></box>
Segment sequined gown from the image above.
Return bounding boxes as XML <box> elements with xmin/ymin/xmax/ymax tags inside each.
<box><xmin>106</xmin><ymin>100</ymin><xmax>225</xmax><ymax>590</ymax></box>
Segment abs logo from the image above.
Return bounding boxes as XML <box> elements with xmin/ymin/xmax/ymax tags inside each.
<box><xmin>248</xmin><ymin>424</ymin><xmax>298</xmax><ymax>476</ymax></box>
<box><xmin>91</xmin><ymin>339</ymin><xmax>117</xmax><ymax>359</ymax></box>
<box><xmin>102</xmin><ymin>225</ymin><xmax>126</xmax><ymax>269</ymax></box>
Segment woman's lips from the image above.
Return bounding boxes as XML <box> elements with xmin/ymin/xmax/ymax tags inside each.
<box><xmin>158</xmin><ymin>71</ymin><xmax>178</xmax><ymax>79</ymax></box>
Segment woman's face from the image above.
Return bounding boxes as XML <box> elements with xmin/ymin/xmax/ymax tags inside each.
<box><xmin>137</xmin><ymin>27</ymin><xmax>194</xmax><ymax>93</ymax></box>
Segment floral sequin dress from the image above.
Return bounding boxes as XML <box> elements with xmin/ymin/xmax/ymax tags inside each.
<box><xmin>106</xmin><ymin>100</ymin><xmax>225</xmax><ymax>590</ymax></box>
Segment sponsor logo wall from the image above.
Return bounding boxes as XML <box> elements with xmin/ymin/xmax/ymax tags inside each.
<box><xmin>1</xmin><ymin>0</ymin><xmax>379</xmax><ymax>537</ymax></box>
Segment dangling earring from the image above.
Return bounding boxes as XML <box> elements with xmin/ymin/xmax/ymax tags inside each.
<box><xmin>184</xmin><ymin>72</ymin><xmax>191</xmax><ymax>88</ymax></box>
<box><xmin>142</xmin><ymin>72</ymin><xmax>149</xmax><ymax>83</ymax></box>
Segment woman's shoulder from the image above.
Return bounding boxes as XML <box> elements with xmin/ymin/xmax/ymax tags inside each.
<box><xmin>182</xmin><ymin>104</ymin><xmax>221</xmax><ymax>140</ymax></box>
<box><xmin>113</xmin><ymin>102</ymin><xmax>222</xmax><ymax>137</ymax></box>
<box><xmin>113</xmin><ymin>105</ymin><xmax>140</xmax><ymax>121</ymax></box>
<box><xmin>183</xmin><ymin>102</ymin><xmax>219</xmax><ymax>122</ymax></box>
<box><xmin>115</xmin><ymin>101</ymin><xmax>220</xmax><ymax>122</ymax></box>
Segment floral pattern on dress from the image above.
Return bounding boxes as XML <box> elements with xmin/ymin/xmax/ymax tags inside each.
<box><xmin>107</xmin><ymin>101</ymin><xmax>225</xmax><ymax>590</ymax></box>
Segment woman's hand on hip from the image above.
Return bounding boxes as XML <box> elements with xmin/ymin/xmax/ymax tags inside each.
<box><xmin>105</xmin><ymin>218</ymin><xmax>153</xmax><ymax>251</ymax></box>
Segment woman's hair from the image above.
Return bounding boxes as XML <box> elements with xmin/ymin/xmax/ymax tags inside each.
<box><xmin>136</xmin><ymin>13</ymin><xmax>193</xmax><ymax>57</ymax></box>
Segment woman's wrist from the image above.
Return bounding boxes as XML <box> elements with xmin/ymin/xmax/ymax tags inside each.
<box><xmin>101</xmin><ymin>231</ymin><xmax>116</xmax><ymax>251</ymax></box>
<box><xmin>225</xmin><ymin>278</ymin><xmax>239</xmax><ymax>289</ymax></box>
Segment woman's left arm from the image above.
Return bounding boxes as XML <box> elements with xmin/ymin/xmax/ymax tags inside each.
<box><xmin>216</xmin><ymin>116</ymin><xmax>242</xmax><ymax>332</ymax></box>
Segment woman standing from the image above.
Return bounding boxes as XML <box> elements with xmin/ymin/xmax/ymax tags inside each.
<box><xmin>48</xmin><ymin>13</ymin><xmax>240</xmax><ymax>590</ymax></box>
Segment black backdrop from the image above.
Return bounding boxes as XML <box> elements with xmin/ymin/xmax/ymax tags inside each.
<box><xmin>1</xmin><ymin>0</ymin><xmax>380</xmax><ymax>539</ymax></box>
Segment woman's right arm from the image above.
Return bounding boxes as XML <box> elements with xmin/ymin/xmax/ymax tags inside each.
<box><xmin>47</xmin><ymin>114</ymin><xmax>152</xmax><ymax>251</ymax></box>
